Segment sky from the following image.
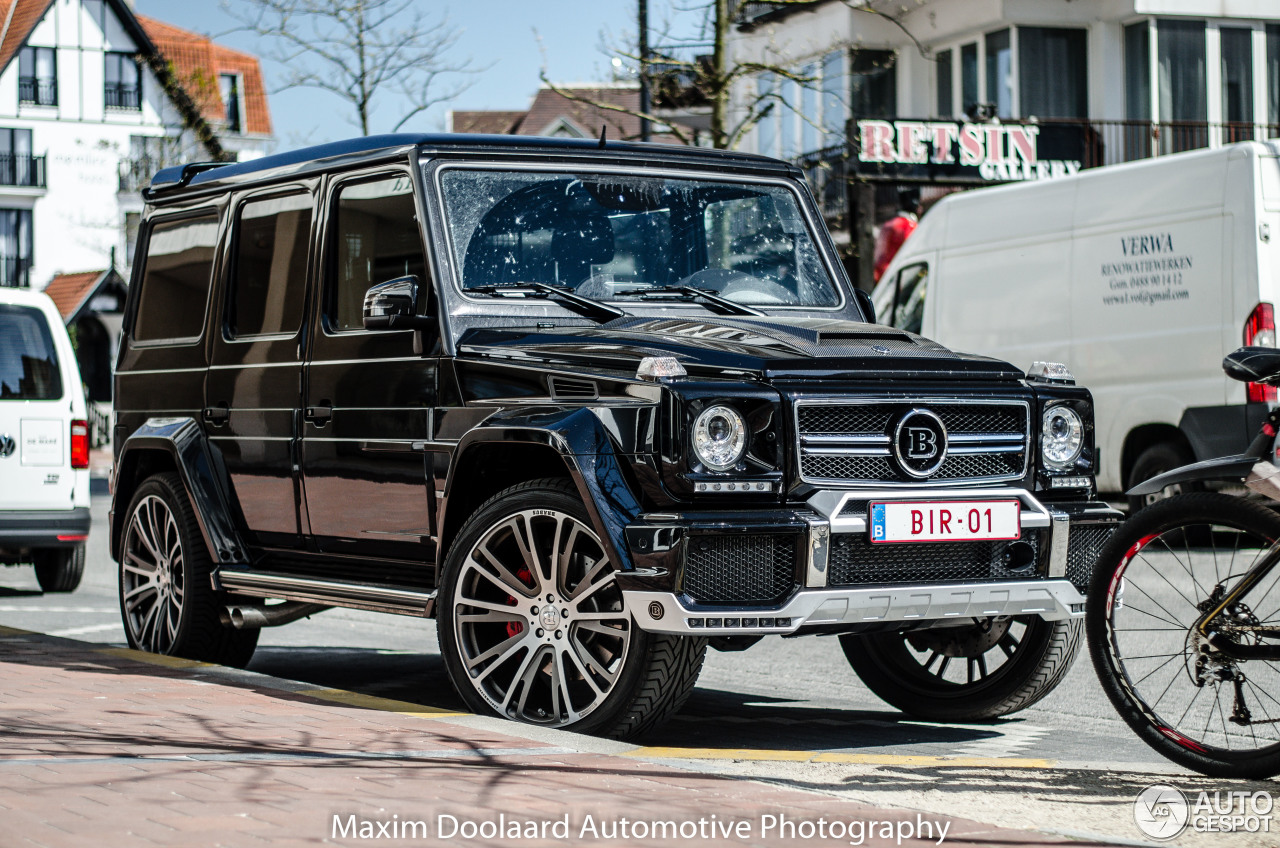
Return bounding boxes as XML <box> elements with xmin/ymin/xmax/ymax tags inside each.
<box><xmin>133</xmin><ymin>0</ymin><xmax>669</xmax><ymax>149</ymax></box>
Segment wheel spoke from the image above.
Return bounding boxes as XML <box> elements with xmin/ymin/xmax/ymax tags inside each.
<box><xmin>507</xmin><ymin>515</ymin><xmax>545</xmax><ymax>591</ymax></box>
<box><xmin>467</xmin><ymin>550</ymin><xmax>535</xmax><ymax>600</ymax></box>
<box><xmin>468</xmin><ymin>631</ymin><xmax>531</xmax><ymax>677</ymax></box>
<box><xmin>504</xmin><ymin>645</ymin><xmax>545</xmax><ymax>714</ymax></box>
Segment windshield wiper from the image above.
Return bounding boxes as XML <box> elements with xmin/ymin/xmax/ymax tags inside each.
<box><xmin>468</xmin><ymin>282</ymin><xmax>626</xmax><ymax>323</ymax></box>
<box><xmin>615</xmin><ymin>285</ymin><xmax>764</xmax><ymax>317</ymax></box>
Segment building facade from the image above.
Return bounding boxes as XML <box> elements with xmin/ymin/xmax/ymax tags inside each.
<box><xmin>0</xmin><ymin>0</ymin><xmax>272</xmax><ymax>291</ymax></box>
<box><xmin>729</xmin><ymin>0</ymin><xmax>1280</xmax><ymax>284</ymax></box>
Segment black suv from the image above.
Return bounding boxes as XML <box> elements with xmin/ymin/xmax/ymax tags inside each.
<box><xmin>111</xmin><ymin>134</ymin><xmax>1121</xmax><ymax>738</ymax></box>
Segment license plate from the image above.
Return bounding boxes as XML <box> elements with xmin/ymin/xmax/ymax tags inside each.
<box><xmin>869</xmin><ymin>500</ymin><xmax>1021</xmax><ymax>544</ymax></box>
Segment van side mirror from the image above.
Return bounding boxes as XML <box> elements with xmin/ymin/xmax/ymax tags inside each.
<box><xmin>363</xmin><ymin>276</ymin><xmax>432</xmax><ymax>330</ymax></box>
<box><xmin>854</xmin><ymin>289</ymin><xmax>877</xmax><ymax>325</ymax></box>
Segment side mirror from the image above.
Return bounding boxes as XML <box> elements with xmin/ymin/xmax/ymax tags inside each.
<box><xmin>363</xmin><ymin>276</ymin><xmax>431</xmax><ymax>330</ymax></box>
<box><xmin>854</xmin><ymin>289</ymin><xmax>877</xmax><ymax>325</ymax></box>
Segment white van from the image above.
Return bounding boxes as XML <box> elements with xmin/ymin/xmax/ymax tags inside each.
<box><xmin>874</xmin><ymin>140</ymin><xmax>1280</xmax><ymax>503</ymax></box>
<box><xmin>0</xmin><ymin>287</ymin><xmax>90</xmax><ymax>591</ymax></box>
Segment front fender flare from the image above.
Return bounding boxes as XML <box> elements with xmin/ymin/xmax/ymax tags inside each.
<box><xmin>442</xmin><ymin>407</ymin><xmax>644</xmax><ymax>573</ymax></box>
<box><xmin>111</xmin><ymin>417</ymin><xmax>247</xmax><ymax>567</ymax></box>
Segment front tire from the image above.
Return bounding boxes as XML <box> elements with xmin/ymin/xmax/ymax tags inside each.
<box><xmin>34</xmin><ymin>544</ymin><xmax>85</xmax><ymax>593</ymax></box>
<box><xmin>118</xmin><ymin>473</ymin><xmax>258</xmax><ymax>667</ymax></box>
<box><xmin>1088</xmin><ymin>493</ymin><xmax>1280</xmax><ymax>779</ymax></box>
<box><xmin>840</xmin><ymin>615</ymin><xmax>1081</xmax><ymax>722</ymax></box>
<box><xmin>437</xmin><ymin>478</ymin><xmax>706</xmax><ymax>739</ymax></box>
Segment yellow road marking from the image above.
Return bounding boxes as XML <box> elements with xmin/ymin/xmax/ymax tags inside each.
<box><xmin>625</xmin><ymin>747</ymin><xmax>1056</xmax><ymax>769</ymax></box>
<box><xmin>299</xmin><ymin>688</ymin><xmax>467</xmax><ymax>718</ymax></box>
<box><xmin>0</xmin><ymin>625</ymin><xmax>34</xmax><ymax>637</ymax></box>
<box><xmin>95</xmin><ymin>646</ymin><xmax>213</xmax><ymax>669</ymax></box>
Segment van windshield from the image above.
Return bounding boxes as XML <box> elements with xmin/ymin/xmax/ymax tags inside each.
<box><xmin>437</xmin><ymin>169</ymin><xmax>841</xmax><ymax>309</ymax></box>
<box><xmin>0</xmin><ymin>304</ymin><xmax>62</xmax><ymax>400</ymax></box>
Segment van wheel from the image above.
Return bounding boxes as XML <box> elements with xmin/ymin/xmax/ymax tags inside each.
<box><xmin>33</xmin><ymin>544</ymin><xmax>85</xmax><ymax>593</ymax></box>
<box><xmin>1127</xmin><ymin>442</ymin><xmax>1198</xmax><ymax>514</ymax></box>
<box><xmin>437</xmin><ymin>478</ymin><xmax>706</xmax><ymax>739</ymax></box>
<box><xmin>118</xmin><ymin>473</ymin><xmax>258</xmax><ymax>667</ymax></box>
<box><xmin>840</xmin><ymin>616</ymin><xmax>1081</xmax><ymax>722</ymax></box>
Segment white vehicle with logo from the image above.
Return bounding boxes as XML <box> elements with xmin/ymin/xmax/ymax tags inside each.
<box><xmin>0</xmin><ymin>287</ymin><xmax>90</xmax><ymax>591</ymax></box>
<box><xmin>874</xmin><ymin>141</ymin><xmax>1280</xmax><ymax>507</ymax></box>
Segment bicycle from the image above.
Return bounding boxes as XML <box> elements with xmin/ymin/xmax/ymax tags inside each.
<box><xmin>1089</xmin><ymin>346</ymin><xmax>1280</xmax><ymax>778</ymax></box>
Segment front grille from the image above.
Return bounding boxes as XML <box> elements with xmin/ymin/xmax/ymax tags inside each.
<box><xmin>796</xmin><ymin>398</ymin><xmax>1029</xmax><ymax>485</ymax></box>
<box><xmin>1066</xmin><ymin>523</ymin><xmax>1116</xmax><ymax>593</ymax></box>
<box><xmin>681</xmin><ymin>534</ymin><xmax>798</xmax><ymax>606</ymax></box>
<box><xmin>827</xmin><ymin>530</ymin><xmax>1044</xmax><ymax>587</ymax></box>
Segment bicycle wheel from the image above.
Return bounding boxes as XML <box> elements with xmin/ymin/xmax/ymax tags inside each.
<box><xmin>1088</xmin><ymin>492</ymin><xmax>1280</xmax><ymax>778</ymax></box>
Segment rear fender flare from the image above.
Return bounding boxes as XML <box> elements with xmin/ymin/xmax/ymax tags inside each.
<box><xmin>111</xmin><ymin>417</ymin><xmax>246</xmax><ymax>566</ymax></box>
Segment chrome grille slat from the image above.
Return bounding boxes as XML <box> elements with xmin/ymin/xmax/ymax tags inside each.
<box><xmin>795</xmin><ymin>397</ymin><xmax>1030</xmax><ymax>486</ymax></box>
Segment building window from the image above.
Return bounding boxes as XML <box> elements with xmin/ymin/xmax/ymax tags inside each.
<box><xmin>985</xmin><ymin>29</ymin><xmax>1012</xmax><ymax>118</ymax></box>
<box><xmin>779</xmin><ymin>77</ymin><xmax>798</xmax><ymax>158</ymax></box>
<box><xmin>1125</xmin><ymin>22</ymin><xmax>1151</xmax><ymax>121</ymax></box>
<box><xmin>1269</xmin><ymin>25</ymin><xmax>1280</xmax><ymax>127</ymax></box>
<box><xmin>18</xmin><ymin>46</ymin><xmax>56</xmax><ymax>106</ymax></box>
<box><xmin>936</xmin><ymin>49</ymin><xmax>953</xmax><ymax>117</ymax></box>
<box><xmin>1157</xmin><ymin>20</ymin><xmax>1207</xmax><ymax>151</ymax></box>
<box><xmin>0</xmin><ymin>209</ymin><xmax>33</xmax><ymax>288</ymax></box>
<box><xmin>105</xmin><ymin>52</ymin><xmax>141</xmax><ymax>110</ymax></box>
<box><xmin>821</xmin><ymin>50</ymin><xmax>844</xmax><ymax>145</ymax></box>
<box><xmin>960</xmin><ymin>42</ymin><xmax>978</xmax><ymax>116</ymax></box>
<box><xmin>1221</xmin><ymin>27</ymin><xmax>1254</xmax><ymax>141</ymax></box>
<box><xmin>800</xmin><ymin>63</ymin><xmax>818</xmax><ymax>152</ymax></box>
<box><xmin>1018</xmin><ymin>27</ymin><xmax>1087</xmax><ymax>119</ymax></box>
<box><xmin>849</xmin><ymin>49</ymin><xmax>896</xmax><ymax>119</ymax></box>
<box><xmin>755</xmin><ymin>72</ymin><xmax>776</xmax><ymax>156</ymax></box>
<box><xmin>219</xmin><ymin>73</ymin><xmax>242</xmax><ymax>132</ymax></box>
<box><xmin>0</xmin><ymin>129</ymin><xmax>39</xmax><ymax>188</ymax></box>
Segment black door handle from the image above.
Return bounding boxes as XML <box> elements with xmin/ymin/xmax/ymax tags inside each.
<box><xmin>202</xmin><ymin>403</ymin><xmax>229</xmax><ymax>425</ymax></box>
<box><xmin>304</xmin><ymin>404</ymin><xmax>333</xmax><ymax>425</ymax></box>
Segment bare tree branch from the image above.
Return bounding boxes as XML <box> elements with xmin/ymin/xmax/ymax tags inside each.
<box><xmin>219</xmin><ymin>0</ymin><xmax>484</xmax><ymax>136</ymax></box>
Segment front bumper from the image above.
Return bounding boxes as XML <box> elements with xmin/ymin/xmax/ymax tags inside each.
<box><xmin>617</xmin><ymin>488</ymin><xmax>1122</xmax><ymax>636</ymax></box>
<box><xmin>0</xmin><ymin>508</ymin><xmax>91</xmax><ymax>552</ymax></box>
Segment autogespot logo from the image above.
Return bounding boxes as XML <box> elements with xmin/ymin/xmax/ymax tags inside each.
<box><xmin>1134</xmin><ymin>784</ymin><xmax>1190</xmax><ymax>840</ymax></box>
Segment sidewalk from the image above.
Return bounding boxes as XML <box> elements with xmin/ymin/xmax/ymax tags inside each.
<box><xmin>0</xmin><ymin>625</ymin><xmax>1121</xmax><ymax>847</ymax></box>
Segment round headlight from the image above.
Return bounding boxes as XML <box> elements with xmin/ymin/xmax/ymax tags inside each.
<box><xmin>693</xmin><ymin>405</ymin><xmax>747</xmax><ymax>471</ymax></box>
<box><xmin>1041</xmin><ymin>406</ymin><xmax>1084</xmax><ymax>469</ymax></box>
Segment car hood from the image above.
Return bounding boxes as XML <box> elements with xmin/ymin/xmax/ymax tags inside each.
<box><xmin>456</xmin><ymin>314</ymin><xmax>1024</xmax><ymax>382</ymax></box>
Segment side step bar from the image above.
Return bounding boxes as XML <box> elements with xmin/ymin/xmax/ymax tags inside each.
<box><xmin>214</xmin><ymin>570</ymin><xmax>436</xmax><ymax>618</ymax></box>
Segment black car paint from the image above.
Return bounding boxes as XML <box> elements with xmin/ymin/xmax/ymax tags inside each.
<box><xmin>112</xmin><ymin>135</ymin><xmax>1103</xmax><ymax>610</ymax></box>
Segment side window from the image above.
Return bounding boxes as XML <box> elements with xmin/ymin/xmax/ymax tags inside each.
<box><xmin>328</xmin><ymin>175</ymin><xmax>426</xmax><ymax>332</ymax></box>
<box><xmin>0</xmin><ymin>304</ymin><xmax>61</xmax><ymax>399</ymax></box>
<box><xmin>133</xmin><ymin>213</ymin><xmax>219</xmax><ymax>343</ymax></box>
<box><xmin>891</xmin><ymin>262</ymin><xmax>928</xmax><ymax>334</ymax></box>
<box><xmin>228</xmin><ymin>192</ymin><xmax>312</xmax><ymax>338</ymax></box>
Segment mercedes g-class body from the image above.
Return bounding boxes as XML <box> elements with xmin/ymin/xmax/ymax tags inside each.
<box><xmin>111</xmin><ymin>134</ymin><xmax>1121</xmax><ymax>738</ymax></box>
<box><xmin>0</xmin><ymin>286</ymin><xmax>90</xmax><ymax>593</ymax></box>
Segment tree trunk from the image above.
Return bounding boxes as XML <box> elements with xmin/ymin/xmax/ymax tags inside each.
<box><xmin>710</xmin><ymin>0</ymin><xmax>729</xmax><ymax>149</ymax></box>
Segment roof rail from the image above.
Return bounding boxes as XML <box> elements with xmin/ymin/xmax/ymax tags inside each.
<box><xmin>146</xmin><ymin>161</ymin><xmax>231</xmax><ymax>196</ymax></box>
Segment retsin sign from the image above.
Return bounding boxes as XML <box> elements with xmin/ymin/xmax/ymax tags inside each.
<box><xmin>854</xmin><ymin>119</ymin><xmax>1086</xmax><ymax>183</ymax></box>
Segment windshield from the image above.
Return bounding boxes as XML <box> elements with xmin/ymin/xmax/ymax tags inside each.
<box><xmin>437</xmin><ymin>169</ymin><xmax>841</xmax><ymax>308</ymax></box>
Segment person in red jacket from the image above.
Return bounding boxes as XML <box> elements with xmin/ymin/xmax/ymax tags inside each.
<box><xmin>873</xmin><ymin>188</ymin><xmax>922</xmax><ymax>283</ymax></box>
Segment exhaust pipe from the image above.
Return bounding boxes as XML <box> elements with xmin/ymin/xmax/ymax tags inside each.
<box><xmin>220</xmin><ymin>602</ymin><xmax>331</xmax><ymax>629</ymax></box>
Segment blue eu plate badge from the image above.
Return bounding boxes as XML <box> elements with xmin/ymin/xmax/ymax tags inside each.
<box><xmin>870</xmin><ymin>503</ymin><xmax>886</xmax><ymax>541</ymax></box>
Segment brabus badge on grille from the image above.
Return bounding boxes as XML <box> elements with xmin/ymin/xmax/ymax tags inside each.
<box><xmin>892</xmin><ymin>408</ymin><xmax>948</xmax><ymax>478</ymax></box>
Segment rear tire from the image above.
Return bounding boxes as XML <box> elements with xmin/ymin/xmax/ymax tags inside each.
<box><xmin>118</xmin><ymin>473</ymin><xmax>258</xmax><ymax>667</ymax></box>
<box><xmin>1127</xmin><ymin>441</ymin><xmax>1198</xmax><ymax>514</ymax></box>
<box><xmin>841</xmin><ymin>616</ymin><xmax>1082</xmax><ymax>722</ymax></box>
<box><xmin>437</xmin><ymin>478</ymin><xmax>706</xmax><ymax>739</ymax></box>
<box><xmin>34</xmin><ymin>544</ymin><xmax>85</xmax><ymax>593</ymax></box>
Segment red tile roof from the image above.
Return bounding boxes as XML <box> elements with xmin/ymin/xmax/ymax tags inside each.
<box><xmin>449</xmin><ymin>110</ymin><xmax>526</xmax><ymax>135</ymax></box>
<box><xmin>137</xmin><ymin>15</ymin><xmax>272</xmax><ymax>136</ymax></box>
<box><xmin>0</xmin><ymin>1</ymin><xmax>53</xmax><ymax>73</ymax></box>
<box><xmin>451</xmin><ymin>86</ymin><xmax>685</xmax><ymax>144</ymax></box>
<box><xmin>43</xmin><ymin>271</ymin><xmax>104</xmax><ymax>321</ymax></box>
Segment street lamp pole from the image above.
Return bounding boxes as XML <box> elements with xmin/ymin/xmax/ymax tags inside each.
<box><xmin>639</xmin><ymin>0</ymin><xmax>651</xmax><ymax>142</ymax></box>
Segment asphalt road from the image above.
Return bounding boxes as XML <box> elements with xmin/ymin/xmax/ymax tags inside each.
<box><xmin>0</xmin><ymin>491</ymin><xmax>1168</xmax><ymax>768</ymax></box>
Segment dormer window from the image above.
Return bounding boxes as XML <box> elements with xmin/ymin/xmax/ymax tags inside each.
<box><xmin>105</xmin><ymin>52</ymin><xmax>141</xmax><ymax>110</ymax></box>
<box><xmin>219</xmin><ymin>73</ymin><xmax>242</xmax><ymax>132</ymax></box>
<box><xmin>18</xmin><ymin>46</ymin><xmax>56</xmax><ymax>106</ymax></box>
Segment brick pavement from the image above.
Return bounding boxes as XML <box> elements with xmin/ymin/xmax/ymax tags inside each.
<box><xmin>0</xmin><ymin>626</ymin><xmax>1123</xmax><ymax>848</ymax></box>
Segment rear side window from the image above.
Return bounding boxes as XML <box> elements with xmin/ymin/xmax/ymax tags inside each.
<box><xmin>133</xmin><ymin>213</ymin><xmax>219</xmax><ymax>342</ymax></box>
<box><xmin>328</xmin><ymin>175</ymin><xmax>426</xmax><ymax>332</ymax></box>
<box><xmin>0</xmin><ymin>304</ymin><xmax>61</xmax><ymax>400</ymax></box>
<box><xmin>228</xmin><ymin>192</ymin><xmax>312</xmax><ymax>338</ymax></box>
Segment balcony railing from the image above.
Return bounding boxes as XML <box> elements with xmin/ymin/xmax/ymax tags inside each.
<box><xmin>119</xmin><ymin>155</ymin><xmax>173</xmax><ymax>193</ymax></box>
<box><xmin>0</xmin><ymin>256</ymin><xmax>32</xmax><ymax>288</ymax></box>
<box><xmin>105</xmin><ymin>84</ymin><xmax>141</xmax><ymax>110</ymax></box>
<box><xmin>795</xmin><ymin>117</ymin><xmax>1280</xmax><ymax>221</ymax></box>
<box><xmin>0</xmin><ymin>154</ymin><xmax>46</xmax><ymax>188</ymax></box>
<box><xmin>18</xmin><ymin>77</ymin><xmax>57</xmax><ymax>106</ymax></box>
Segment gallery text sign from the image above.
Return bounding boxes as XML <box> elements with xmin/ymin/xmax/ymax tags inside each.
<box><xmin>854</xmin><ymin>119</ymin><xmax>1086</xmax><ymax>182</ymax></box>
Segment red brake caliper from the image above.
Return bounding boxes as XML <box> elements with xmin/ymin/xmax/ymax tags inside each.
<box><xmin>506</xmin><ymin>567</ymin><xmax>534</xmax><ymax>638</ymax></box>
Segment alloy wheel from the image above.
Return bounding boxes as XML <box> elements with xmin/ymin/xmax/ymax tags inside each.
<box><xmin>121</xmin><ymin>494</ymin><xmax>186</xmax><ymax>653</ymax></box>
